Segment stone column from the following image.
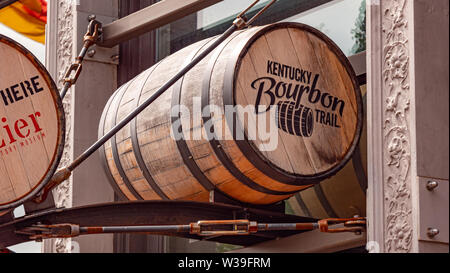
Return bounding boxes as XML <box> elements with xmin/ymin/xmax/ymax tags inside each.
<box><xmin>44</xmin><ymin>0</ymin><xmax>75</xmax><ymax>253</ymax></box>
<box><xmin>367</xmin><ymin>0</ymin><xmax>448</xmax><ymax>253</ymax></box>
<box><xmin>44</xmin><ymin>0</ymin><xmax>119</xmax><ymax>253</ymax></box>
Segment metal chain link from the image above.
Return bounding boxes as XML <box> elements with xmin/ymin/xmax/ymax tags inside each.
<box><xmin>59</xmin><ymin>16</ymin><xmax>102</xmax><ymax>99</ymax></box>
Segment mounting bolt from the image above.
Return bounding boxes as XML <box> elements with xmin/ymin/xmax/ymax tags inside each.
<box><xmin>427</xmin><ymin>228</ymin><xmax>439</xmax><ymax>239</ymax></box>
<box><xmin>426</xmin><ymin>180</ymin><xmax>439</xmax><ymax>191</ymax></box>
<box><xmin>87</xmin><ymin>49</ymin><xmax>96</xmax><ymax>58</ymax></box>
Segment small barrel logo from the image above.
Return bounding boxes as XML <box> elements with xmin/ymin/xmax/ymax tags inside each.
<box><xmin>276</xmin><ymin>101</ymin><xmax>314</xmax><ymax>137</ymax></box>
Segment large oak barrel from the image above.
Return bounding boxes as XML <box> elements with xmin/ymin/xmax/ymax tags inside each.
<box><xmin>0</xmin><ymin>35</ymin><xmax>65</xmax><ymax>210</ymax></box>
<box><xmin>99</xmin><ymin>22</ymin><xmax>363</xmax><ymax>205</ymax></box>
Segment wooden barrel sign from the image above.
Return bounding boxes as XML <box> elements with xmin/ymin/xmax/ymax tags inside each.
<box><xmin>0</xmin><ymin>35</ymin><xmax>65</xmax><ymax>210</ymax></box>
<box><xmin>99</xmin><ymin>22</ymin><xmax>363</xmax><ymax>205</ymax></box>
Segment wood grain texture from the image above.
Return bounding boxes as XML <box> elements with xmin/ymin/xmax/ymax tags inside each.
<box><xmin>0</xmin><ymin>37</ymin><xmax>64</xmax><ymax>207</ymax></box>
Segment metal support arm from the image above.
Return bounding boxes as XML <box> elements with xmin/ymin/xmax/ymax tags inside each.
<box><xmin>98</xmin><ymin>0</ymin><xmax>223</xmax><ymax>48</ymax></box>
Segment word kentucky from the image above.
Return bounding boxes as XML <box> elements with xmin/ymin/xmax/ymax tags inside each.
<box><xmin>266</xmin><ymin>60</ymin><xmax>314</xmax><ymax>85</ymax></box>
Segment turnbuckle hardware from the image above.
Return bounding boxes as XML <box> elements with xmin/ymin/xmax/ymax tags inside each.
<box><xmin>190</xmin><ymin>220</ymin><xmax>258</xmax><ymax>236</ymax></box>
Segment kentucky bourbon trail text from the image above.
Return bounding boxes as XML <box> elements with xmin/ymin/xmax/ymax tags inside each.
<box><xmin>251</xmin><ymin>60</ymin><xmax>346</xmax><ymax>130</ymax></box>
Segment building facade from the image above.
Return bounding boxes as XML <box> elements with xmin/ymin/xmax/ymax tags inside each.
<box><xmin>43</xmin><ymin>0</ymin><xmax>448</xmax><ymax>253</ymax></box>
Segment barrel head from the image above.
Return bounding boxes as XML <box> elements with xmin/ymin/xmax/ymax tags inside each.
<box><xmin>232</xmin><ymin>23</ymin><xmax>363</xmax><ymax>182</ymax></box>
<box><xmin>0</xmin><ymin>35</ymin><xmax>65</xmax><ymax>210</ymax></box>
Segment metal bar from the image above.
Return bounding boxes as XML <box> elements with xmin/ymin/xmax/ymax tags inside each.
<box><xmin>99</xmin><ymin>0</ymin><xmax>223</xmax><ymax>48</ymax></box>
<box><xmin>80</xmin><ymin>225</ymin><xmax>191</xmax><ymax>235</ymax></box>
<box><xmin>257</xmin><ymin>223</ymin><xmax>319</xmax><ymax>231</ymax></box>
<box><xmin>59</xmin><ymin>81</ymin><xmax>72</xmax><ymax>100</ymax></box>
<box><xmin>1</xmin><ymin>200</ymin><xmax>317</xmax><ymax>248</ymax></box>
<box><xmin>79</xmin><ymin>218</ymin><xmax>362</xmax><ymax>238</ymax></box>
<box><xmin>13</xmin><ymin>217</ymin><xmax>365</xmax><ymax>240</ymax></box>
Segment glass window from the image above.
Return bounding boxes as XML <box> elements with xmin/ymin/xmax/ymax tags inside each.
<box><xmin>283</xmin><ymin>0</ymin><xmax>366</xmax><ymax>55</ymax></box>
<box><xmin>197</xmin><ymin>0</ymin><xmax>270</xmax><ymax>30</ymax></box>
<box><xmin>157</xmin><ymin>0</ymin><xmax>366</xmax><ymax>60</ymax></box>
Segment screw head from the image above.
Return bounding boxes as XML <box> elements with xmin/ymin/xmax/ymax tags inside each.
<box><xmin>426</xmin><ymin>180</ymin><xmax>439</xmax><ymax>191</ymax></box>
<box><xmin>427</xmin><ymin>228</ymin><xmax>439</xmax><ymax>239</ymax></box>
<box><xmin>87</xmin><ymin>49</ymin><xmax>96</xmax><ymax>57</ymax></box>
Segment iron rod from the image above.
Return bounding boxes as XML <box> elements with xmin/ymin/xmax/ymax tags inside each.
<box><xmin>80</xmin><ymin>225</ymin><xmax>191</xmax><ymax>234</ymax></box>
<box><xmin>257</xmin><ymin>223</ymin><xmax>318</xmax><ymax>231</ymax></box>
<box><xmin>17</xmin><ymin>217</ymin><xmax>366</xmax><ymax>240</ymax></box>
<box><xmin>79</xmin><ymin>222</ymin><xmax>319</xmax><ymax>235</ymax></box>
<box><xmin>59</xmin><ymin>82</ymin><xmax>71</xmax><ymax>100</ymax></box>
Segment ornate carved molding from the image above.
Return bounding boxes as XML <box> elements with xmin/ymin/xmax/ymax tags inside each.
<box><xmin>45</xmin><ymin>0</ymin><xmax>75</xmax><ymax>253</ymax></box>
<box><xmin>381</xmin><ymin>0</ymin><xmax>412</xmax><ymax>253</ymax></box>
<box><xmin>54</xmin><ymin>0</ymin><xmax>73</xmax><ymax>209</ymax></box>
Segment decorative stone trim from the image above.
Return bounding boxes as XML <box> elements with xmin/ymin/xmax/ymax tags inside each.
<box><xmin>368</xmin><ymin>0</ymin><xmax>414</xmax><ymax>253</ymax></box>
<box><xmin>44</xmin><ymin>0</ymin><xmax>74</xmax><ymax>253</ymax></box>
<box><xmin>381</xmin><ymin>0</ymin><xmax>412</xmax><ymax>253</ymax></box>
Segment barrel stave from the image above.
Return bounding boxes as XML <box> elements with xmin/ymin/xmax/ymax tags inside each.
<box><xmin>135</xmin><ymin>39</ymin><xmax>215</xmax><ymax>201</ymax></box>
<box><xmin>103</xmin><ymin>81</ymin><xmax>137</xmax><ymax>200</ymax></box>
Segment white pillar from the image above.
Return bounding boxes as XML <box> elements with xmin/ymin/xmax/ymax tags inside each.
<box><xmin>367</xmin><ymin>0</ymin><xmax>449</xmax><ymax>253</ymax></box>
<box><xmin>44</xmin><ymin>0</ymin><xmax>75</xmax><ymax>254</ymax></box>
